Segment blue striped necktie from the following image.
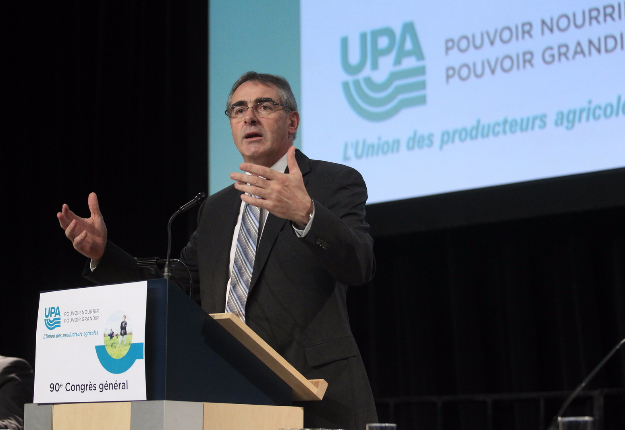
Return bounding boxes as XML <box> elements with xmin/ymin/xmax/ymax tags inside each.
<box><xmin>226</xmin><ymin>202</ymin><xmax>261</xmax><ymax>323</ymax></box>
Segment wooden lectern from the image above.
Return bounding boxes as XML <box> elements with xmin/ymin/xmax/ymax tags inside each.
<box><xmin>26</xmin><ymin>279</ymin><xmax>327</xmax><ymax>430</ymax></box>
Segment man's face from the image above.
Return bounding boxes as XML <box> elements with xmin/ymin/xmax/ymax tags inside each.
<box><xmin>229</xmin><ymin>81</ymin><xmax>299</xmax><ymax>167</ymax></box>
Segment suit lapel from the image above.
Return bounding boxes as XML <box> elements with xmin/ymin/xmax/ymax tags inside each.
<box><xmin>249</xmin><ymin>149</ymin><xmax>311</xmax><ymax>290</ymax></box>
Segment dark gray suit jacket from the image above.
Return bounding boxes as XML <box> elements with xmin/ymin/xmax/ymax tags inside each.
<box><xmin>0</xmin><ymin>356</ymin><xmax>34</xmax><ymax>430</ymax></box>
<box><xmin>86</xmin><ymin>150</ymin><xmax>377</xmax><ymax>429</ymax></box>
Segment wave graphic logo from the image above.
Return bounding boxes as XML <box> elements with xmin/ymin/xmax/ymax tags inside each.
<box><xmin>341</xmin><ymin>21</ymin><xmax>426</xmax><ymax>122</ymax></box>
<box><xmin>95</xmin><ymin>344</ymin><xmax>144</xmax><ymax>374</ymax></box>
<box><xmin>44</xmin><ymin>306</ymin><xmax>61</xmax><ymax>330</ymax></box>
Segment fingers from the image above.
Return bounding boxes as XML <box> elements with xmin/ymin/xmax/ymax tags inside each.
<box><xmin>234</xmin><ymin>181</ymin><xmax>267</xmax><ymax>198</ymax></box>
<box><xmin>231</xmin><ymin>172</ymin><xmax>271</xmax><ymax>192</ymax></box>
<box><xmin>73</xmin><ymin>230</ymin><xmax>95</xmax><ymax>259</ymax></box>
<box><xmin>72</xmin><ymin>228</ymin><xmax>105</xmax><ymax>260</ymax></box>
<box><xmin>237</xmin><ymin>163</ymin><xmax>276</xmax><ymax>179</ymax></box>
<box><xmin>230</xmin><ymin>172</ymin><xmax>260</xmax><ymax>185</ymax></box>
<box><xmin>73</xmin><ymin>229</ymin><xmax>88</xmax><ymax>251</ymax></box>
<box><xmin>59</xmin><ymin>193</ymin><xmax>100</xmax><ymax>230</ymax></box>
<box><xmin>64</xmin><ymin>219</ymin><xmax>79</xmax><ymax>241</ymax></box>
<box><xmin>57</xmin><ymin>211</ymin><xmax>71</xmax><ymax>230</ymax></box>
<box><xmin>88</xmin><ymin>192</ymin><xmax>102</xmax><ymax>218</ymax></box>
<box><xmin>231</xmin><ymin>152</ymin><xmax>308</xmax><ymax>223</ymax></box>
<box><xmin>240</xmin><ymin>192</ymin><xmax>269</xmax><ymax>210</ymax></box>
<box><xmin>61</xmin><ymin>203</ymin><xmax>78</xmax><ymax>224</ymax></box>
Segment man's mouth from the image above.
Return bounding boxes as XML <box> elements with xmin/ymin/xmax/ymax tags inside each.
<box><xmin>244</xmin><ymin>131</ymin><xmax>263</xmax><ymax>141</ymax></box>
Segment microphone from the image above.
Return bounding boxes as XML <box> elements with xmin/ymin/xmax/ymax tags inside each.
<box><xmin>163</xmin><ymin>192</ymin><xmax>207</xmax><ymax>279</ymax></box>
<box><xmin>549</xmin><ymin>337</ymin><xmax>625</xmax><ymax>429</ymax></box>
<box><xmin>178</xmin><ymin>192</ymin><xmax>207</xmax><ymax>213</ymax></box>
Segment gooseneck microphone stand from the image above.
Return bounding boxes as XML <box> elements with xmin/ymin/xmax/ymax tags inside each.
<box><xmin>163</xmin><ymin>192</ymin><xmax>207</xmax><ymax>279</ymax></box>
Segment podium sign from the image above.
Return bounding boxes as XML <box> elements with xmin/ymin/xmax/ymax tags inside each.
<box><xmin>34</xmin><ymin>282</ymin><xmax>148</xmax><ymax>403</ymax></box>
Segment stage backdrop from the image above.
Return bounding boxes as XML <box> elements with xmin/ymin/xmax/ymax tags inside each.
<box><xmin>210</xmin><ymin>0</ymin><xmax>625</xmax><ymax>208</ymax></box>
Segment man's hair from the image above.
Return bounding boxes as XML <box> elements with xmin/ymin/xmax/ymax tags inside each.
<box><xmin>226</xmin><ymin>71</ymin><xmax>298</xmax><ymax>113</ymax></box>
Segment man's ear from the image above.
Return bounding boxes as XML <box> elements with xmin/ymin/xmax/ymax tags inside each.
<box><xmin>288</xmin><ymin>110</ymin><xmax>300</xmax><ymax>135</ymax></box>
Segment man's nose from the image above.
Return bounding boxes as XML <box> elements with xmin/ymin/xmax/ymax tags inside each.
<box><xmin>244</xmin><ymin>106</ymin><xmax>259</xmax><ymax>123</ymax></box>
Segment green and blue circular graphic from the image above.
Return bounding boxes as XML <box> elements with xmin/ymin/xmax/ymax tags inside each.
<box><xmin>95</xmin><ymin>310</ymin><xmax>143</xmax><ymax>374</ymax></box>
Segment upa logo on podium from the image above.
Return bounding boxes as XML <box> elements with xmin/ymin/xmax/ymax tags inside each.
<box><xmin>44</xmin><ymin>306</ymin><xmax>61</xmax><ymax>330</ymax></box>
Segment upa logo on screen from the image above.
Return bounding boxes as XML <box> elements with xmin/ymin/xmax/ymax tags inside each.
<box><xmin>341</xmin><ymin>21</ymin><xmax>426</xmax><ymax>122</ymax></box>
<box><xmin>44</xmin><ymin>306</ymin><xmax>61</xmax><ymax>330</ymax></box>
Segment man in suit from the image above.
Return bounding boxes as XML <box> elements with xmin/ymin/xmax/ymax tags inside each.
<box><xmin>0</xmin><ymin>356</ymin><xmax>34</xmax><ymax>430</ymax></box>
<box><xmin>57</xmin><ymin>72</ymin><xmax>377</xmax><ymax>429</ymax></box>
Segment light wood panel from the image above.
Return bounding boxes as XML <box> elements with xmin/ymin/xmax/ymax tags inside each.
<box><xmin>53</xmin><ymin>402</ymin><xmax>131</xmax><ymax>430</ymax></box>
<box><xmin>203</xmin><ymin>402</ymin><xmax>303</xmax><ymax>430</ymax></box>
<box><xmin>210</xmin><ymin>313</ymin><xmax>328</xmax><ymax>401</ymax></box>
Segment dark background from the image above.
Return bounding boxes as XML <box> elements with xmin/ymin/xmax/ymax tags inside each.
<box><xmin>5</xmin><ymin>2</ymin><xmax>625</xmax><ymax>429</ymax></box>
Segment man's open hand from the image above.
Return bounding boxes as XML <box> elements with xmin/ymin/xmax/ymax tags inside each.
<box><xmin>230</xmin><ymin>146</ymin><xmax>313</xmax><ymax>227</ymax></box>
<box><xmin>57</xmin><ymin>192</ymin><xmax>108</xmax><ymax>261</ymax></box>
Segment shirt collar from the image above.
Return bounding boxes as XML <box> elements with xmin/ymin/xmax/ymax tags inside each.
<box><xmin>270</xmin><ymin>151</ymin><xmax>289</xmax><ymax>173</ymax></box>
<box><xmin>243</xmin><ymin>151</ymin><xmax>289</xmax><ymax>181</ymax></box>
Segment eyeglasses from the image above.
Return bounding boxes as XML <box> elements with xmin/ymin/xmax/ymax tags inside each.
<box><xmin>225</xmin><ymin>100</ymin><xmax>291</xmax><ymax>121</ymax></box>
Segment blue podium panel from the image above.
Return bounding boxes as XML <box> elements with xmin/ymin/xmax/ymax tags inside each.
<box><xmin>145</xmin><ymin>279</ymin><xmax>291</xmax><ymax>406</ymax></box>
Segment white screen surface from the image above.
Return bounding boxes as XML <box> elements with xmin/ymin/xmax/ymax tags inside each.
<box><xmin>301</xmin><ymin>0</ymin><xmax>625</xmax><ymax>204</ymax></box>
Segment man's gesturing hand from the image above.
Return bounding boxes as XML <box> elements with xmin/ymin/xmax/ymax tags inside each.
<box><xmin>231</xmin><ymin>146</ymin><xmax>313</xmax><ymax>227</ymax></box>
<box><xmin>57</xmin><ymin>192</ymin><xmax>108</xmax><ymax>261</ymax></box>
